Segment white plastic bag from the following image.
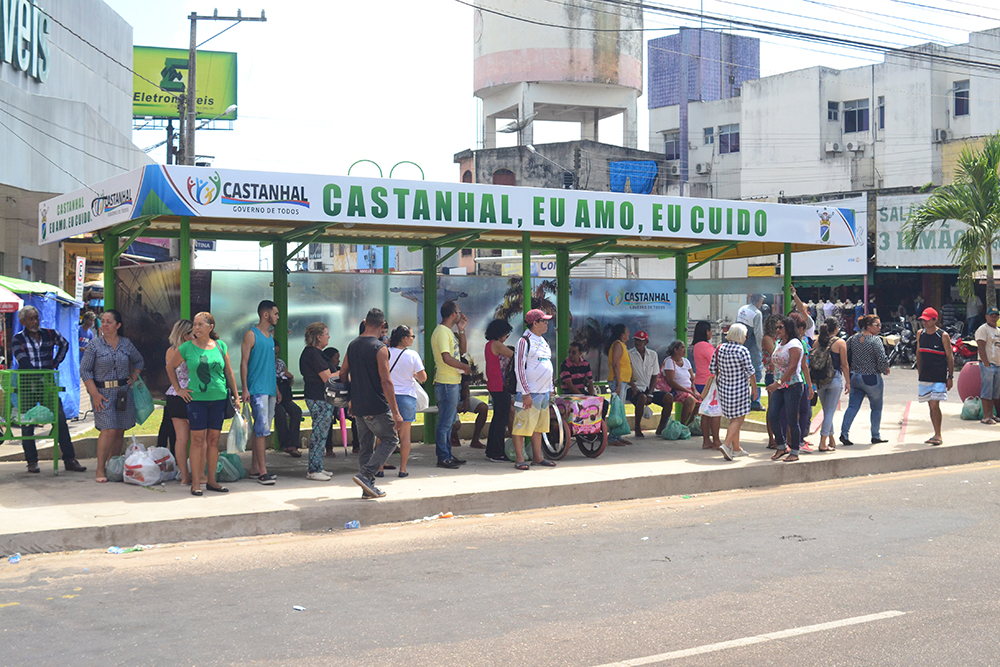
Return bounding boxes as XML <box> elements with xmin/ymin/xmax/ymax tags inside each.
<box><xmin>124</xmin><ymin>436</ymin><xmax>144</xmax><ymax>460</ymax></box>
<box><xmin>124</xmin><ymin>444</ymin><xmax>161</xmax><ymax>487</ymax></box>
<box><xmin>147</xmin><ymin>446</ymin><xmax>178</xmax><ymax>482</ymax></box>
<box><xmin>228</xmin><ymin>402</ymin><xmax>248</xmax><ymax>454</ymax></box>
<box><xmin>415</xmin><ymin>383</ymin><xmax>430</xmax><ymax>412</ymax></box>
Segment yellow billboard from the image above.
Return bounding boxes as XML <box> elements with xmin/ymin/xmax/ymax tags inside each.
<box><xmin>132</xmin><ymin>46</ymin><xmax>237</xmax><ymax>120</ymax></box>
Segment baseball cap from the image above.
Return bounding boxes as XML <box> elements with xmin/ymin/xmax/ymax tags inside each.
<box><xmin>988</xmin><ymin>307</ymin><xmax>1000</xmax><ymax>316</ymax></box>
<box><xmin>633</xmin><ymin>330</ymin><xmax>649</xmax><ymax>341</ymax></box>
<box><xmin>918</xmin><ymin>307</ymin><xmax>939</xmax><ymax>321</ymax></box>
<box><xmin>525</xmin><ymin>309</ymin><xmax>553</xmax><ymax>324</ymax></box>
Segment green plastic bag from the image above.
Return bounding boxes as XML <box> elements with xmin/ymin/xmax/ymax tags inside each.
<box><xmin>216</xmin><ymin>453</ymin><xmax>246</xmax><ymax>482</ymax></box>
<box><xmin>688</xmin><ymin>419</ymin><xmax>703</xmax><ymax>437</ymax></box>
<box><xmin>132</xmin><ymin>377</ymin><xmax>154</xmax><ymax>425</ymax></box>
<box><xmin>961</xmin><ymin>397</ymin><xmax>983</xmax><ymax>421</ymax></box>
<box><xmin>661</xmin><ymin>419</ymin><xmax>692</xmax><ymax>440</ymax></box>
<box><xmin>106</xmin><ymin>455</ymin><xmax>125</xmax><ymax>482</ymax></box>
<box><xmin>607</xmin><ymin>394</ymin><xmax>627</xmax><ymax>429</ymax></box>
<box><xmin>503</xmin><ymin>437</ymin><xmax>515</xmax><ymax>462</ymax></box>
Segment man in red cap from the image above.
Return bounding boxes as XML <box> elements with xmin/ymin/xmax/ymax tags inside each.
<box><xmin>915</xmin><ymin>307</ymin><xmax>953</xmax><ymax>445</ymax></box>
<box><xmin>976</xmin><ymin>306</ymin><xmax>1000</xmax><ymax>425</ymax></box>
<box><xmin>628</xmin><ymin>331</ymin><xmax>671</xmax><ymax>437</ymax></box>
<box><xmin>510</xmin><ymin>308</ymin><xmax>558</xmax><ymax>470</ymax></box>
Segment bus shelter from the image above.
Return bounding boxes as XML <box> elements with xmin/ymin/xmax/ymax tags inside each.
<box><xmin>39</xmin><ymin>165</ymin><xmax>858</xmax><ymax>414</ymax></box>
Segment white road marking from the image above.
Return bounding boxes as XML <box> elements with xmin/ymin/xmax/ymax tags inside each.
<box><xmin>592</xmin><ymin>611</ymin><xmax>907</xmax><ymax>667</ymax></box>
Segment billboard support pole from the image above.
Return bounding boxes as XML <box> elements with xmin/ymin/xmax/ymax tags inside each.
<box><xmin>272</xmin><ymin>240</ymin><xmax>288</xmax><ymax>364</ymax></box>
<box><xmin>179</xmin><ymin>217</ymin><xmax>191</xmax><ymax>320</ymax></box>
<box><xmin>103</xmin><ymin>233</ymin><xmax>117</xmax><ymax>311</ymax></box>
<box><xmin>783</xmin><ymin>243</ymin><xmax>792</xmax><ymax>315</ymax></box>
<box><xmin>522</xmin><ymin>232</ymin><xmax>532</xmax><ymax>323</ymax></box>
<box><xmin>556</xmin><ymin>248</ymin><xmax>570</xmax><ymax>393</ymax></box>
<box><xmin>422</xmin><ymin>245</ymin><xmax>437</xmax><ymax>442</ymax></box>
<box><xmin>383</xmin><ymin>245</ymin><xmax>390</xmax><ymax>324</ymax></box>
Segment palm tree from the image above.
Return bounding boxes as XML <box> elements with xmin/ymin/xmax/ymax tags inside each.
<box><xmin>493</xmin><ymin>275</ymin><xmax>558</xmax><ymax>322</ymax></box>
<box><xmin>903</xmin><ymin>132</ymin><xmax>1000</xmax><ymax>311</ymax></box>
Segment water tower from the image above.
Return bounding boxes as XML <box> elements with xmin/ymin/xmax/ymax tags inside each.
<box><xmin>473</xmin><ymin>0</ymin><xmax>643</xmax><ymax>148</ymax></box>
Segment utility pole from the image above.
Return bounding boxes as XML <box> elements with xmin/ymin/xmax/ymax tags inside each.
<box><xmin>181</xmin><ymin>9</ymin><xmax>266</xmax><ymax>165</ymax></box>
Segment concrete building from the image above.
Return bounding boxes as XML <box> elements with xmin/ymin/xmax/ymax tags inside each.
<box><xmin>474</xmin><ymin>0</ymin><xmax>643</xmax><ymax>149</ymax></box>
<box><xmin>649</xmin><ymin>27</ymin><xmax>1000</xmax><ymax>202</ymax></box>
<box><xmin>1</xmin><ymin>0</ymin><xmax>149</xmax><ymax>288</ymax></box>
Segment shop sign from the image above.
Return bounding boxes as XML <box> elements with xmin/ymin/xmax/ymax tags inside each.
<box><xmin>876</xmin><ymin>194</ymin><xmax>981</xmax><ymax>267</ymax></box>
<box><xmin>132</xmin><ymin>46</ymin><xmax>237</xmax><ymax>120</ymax></box>
<box><xmin>1</xmin><ymin>0</ymin><xmax>51</xmax><ymax>83</ymax></box>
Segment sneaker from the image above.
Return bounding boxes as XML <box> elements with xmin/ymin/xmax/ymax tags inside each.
<box><xmin>800</xmin><ymin>443</ymin><xmax>814</xmax><ymax>453</ymax></box>
<box><xmin>749</xmin><ymin>401</ymin><xmax>765</xmax><ymax>412</ymax></box>
<box><xmin>306</xmin><ymin>471</ymin><xmax>331</xmax><ymax>481</ymax></box>
<box><xmin>720</xmin><ymin>443</ymin><xmax>734</xmax><ymax>461</ymax></box>
<box><xmin>436</xmin><ymin>458</ymin><xmax>461</xmax><ymax>469</ymax></box>
<box><xmin>486</xmin><ymin>455</ymin><xmax>508</xmax><ymax>463</ymax></box>
<box><xmin>257</xmin><ymin>473</ymin><xmax>277</xmax><ymax>485</ymax></box>
<box><xmin>26</xmin><ymin>462</ymin><xmax>40</xmax><ymax>473</ymax></box>
<box><xmin>733</xmin><ymin>448</ymin><xmax>749</xmax><ymax>457</ymax></box>
<box><xmin>353</xmin><ymin>474</ymin><xmax>385</xmax><ymax>498</ymax></box>
<box><xmin>64</xmin><ymin>459</ymin><xmax>87</xmax><ymax>472</ymax></box>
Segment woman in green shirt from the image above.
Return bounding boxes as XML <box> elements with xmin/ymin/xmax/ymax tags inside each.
<box><xmin>166</xmin><ymin>311</ymin><xmax>241</xmax><ymax>496</ymax></box>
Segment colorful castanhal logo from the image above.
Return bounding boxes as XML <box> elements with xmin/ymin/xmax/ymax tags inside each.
<box><xmin>606</xmin><ymin>288</ymin><xmax>624</xmax><ymax>306</ymax></box>
<box><xmin>818</xmin><ymin>208</ymin><xmax>832</xmax><ymax>243</ymax></box>
<box><xmin>187</xmin><ymin>172</ymin><xmax>222</xmax><ymax>205</ymax></box>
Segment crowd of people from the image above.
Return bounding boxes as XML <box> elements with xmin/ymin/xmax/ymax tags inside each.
<box><xmin>11</xmin><ymin>286</ymin><xmax>999</xmax><ymax>497</ymax></box>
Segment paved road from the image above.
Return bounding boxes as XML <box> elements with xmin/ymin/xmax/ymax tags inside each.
<box><xmin>2</xmin><ymin>462</ymin><xmax>998</xmax><ymax>666</ymax></box>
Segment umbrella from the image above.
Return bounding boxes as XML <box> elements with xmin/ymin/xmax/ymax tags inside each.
<box><xmin>0</xmin><ymin>285</ymin><xmax>23</xmax><ymax>314</ymax></box>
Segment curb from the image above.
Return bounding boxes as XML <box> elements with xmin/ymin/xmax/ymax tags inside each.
<box><xmin>4</xmin><ymin>438</ymin><xmax>997</xmax><ymax>554</ymax></box>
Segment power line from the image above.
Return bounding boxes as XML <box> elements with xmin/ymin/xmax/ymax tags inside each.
<box><xmin>0</xmin><ymin>117</ymin><xmax>94</xmax><ymax>192</ymax></box>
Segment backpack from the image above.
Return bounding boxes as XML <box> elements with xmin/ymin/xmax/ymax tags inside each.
<box><xmin>503</xmin><ymin>336</ymin><xmax>529</xmax><ymax>394</ymax></box>
<box><xmin>809</xmin><ymin>339</ymin><xmax>835</xmax><ymax>387</ymax></box>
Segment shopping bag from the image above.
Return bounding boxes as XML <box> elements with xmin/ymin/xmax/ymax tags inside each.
<box><xmin>661</xmin><ymin>419</ymin><xmax>691</xmax><ymax>440</ymax></box>
<box><xmin>415</xmin><ymin>383</ymin><xmax>430</xmax><ymax>412</ymax></box>
<box><xmin>147</xmin><ymin>446</ymin><xmax>178</xmax><ymax>482</ymax></box>
<box><xmin>216</xmin><ymin>452</ymin><xmax>246</xmax><ymax>482</ymax></box>
<box><xmin>228</xmin><ymin>403</ymin><xmax>249</xmax><ymax>454</ymax></box>
<box><xmin>698</xmin><ymin>382</ymin><xmax>723</xmax><ymax>418</ymax></box>
<box><xmin>961</xmin><ymin>397</ymin><xmax>983</xmax><ymax>421</ymax></box>
<box><xmin>124</xmin><ymin>435</ymin><xmax>144</xmax><ymax>459</ymax></box>
<box><xmin>106</xmin><ymin>455</ymin><xmax>126</xmax><ymax>483</ymax></box>
<box><xmin>606</xmin><ymin>394</ymin><xmax>627</xmax><ymax>429</ymax></box>
<box><xmin>124</xmin><ymin>445</ymin><xmax>161</xmax><ymax>487</ymax></box>
<box><xmin>132</xmin><ymin>378</ymin><xmax>154</xmax><ymax>425</ymax></box>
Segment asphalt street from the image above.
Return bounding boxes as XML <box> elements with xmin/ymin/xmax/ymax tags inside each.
<box><xmin>2</xmin><ymin>462</ymin><xmax>998</xmax><ymax>667</ymax></box>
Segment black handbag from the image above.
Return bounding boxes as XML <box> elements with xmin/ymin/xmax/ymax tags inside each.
<box><xmin>224</xmin><ymin>393</ymin><xmax>237</xmax><ymax>420</ymax></box>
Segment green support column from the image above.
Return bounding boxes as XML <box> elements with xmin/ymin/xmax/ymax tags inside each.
<box><xmin>422</xmin><ymin>246</ymin><xmax>437</xmax><ymax>442</ymax></box>
<box><xmin>382</xmin><ymin>245</ymin><xmax>390</xmax><ymax>324</ymax></box>
<box><xmin>103</xmin><ymin>233</ymin><xmax>117</xmax><ymax>310</ymax></box>
<box><xmin>556</xmin><ymin>249</ymin><xmax>570</xmax><ymax>393</ymax></box>
<box><xmin>272</xmin><ymin>241</ymin><xmax>289</xmax><ymax>362</ymax></box>
<box><xmin>783</xmin><ymin>243</ymin><xmax>792</xmax><ymax>315</ymax></box>
<box><xmin>674</xmin><ymin>253</ymin><xmax>688</xmax><ymax>344</ymax></box>
<box><xmin>521</xmin><ymin>232</ymin><xmax>531</xmax><ymax>323</ymax></box>
<box><xmin>179</xmin><ymin>217</ymin><xmax>191</xmax><ymax>320</ymax></box>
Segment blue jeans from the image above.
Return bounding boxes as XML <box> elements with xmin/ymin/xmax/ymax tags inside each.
<box><xmin>768</xmin><ymin>382</ymin><xmax>803</xmax><ymax>450</ymax></box>
<box><xmin>434</xmin><ymin>382</ymin><xmax>461</xmax><ymax>462</ymax></box>
<box><xmin>841</xmin><ymin>372</ymin><xmax>884</xmax><ymax>440</ymax></box>
<box><xmin>817</xmin><ymin>372</ymin><xmax>844</xmax><ymax>437</ymax></box>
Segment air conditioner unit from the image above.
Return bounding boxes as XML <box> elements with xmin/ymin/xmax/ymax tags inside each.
<box><xmin>934</xmin><ymin>128</ymin><xmax>951</xmax><ymax>143</ymax></box>
<box><xmin>695</xmin><ymin>162</ymin><xmax>711</xmax><ymax>174</ymax></box>
<box><xmin>669</xmin><ymin>164</ymin><xmax>681</xmax><ymax>176</ymax></box>
<box><xmin>845</xmin><ymin>140</ymin><xmax>862</xmax><ymax>152</ymax></box>
<box><xmin>825</xmin><ymin>141</ymin><xmax>843</xmax><ymax>153</ymax></box>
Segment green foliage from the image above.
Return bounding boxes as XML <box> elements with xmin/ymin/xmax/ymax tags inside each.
<box><xmin>902</xmin><ymin>133</ymin><xmax>1000</xmax><ymax>309</ymax></box>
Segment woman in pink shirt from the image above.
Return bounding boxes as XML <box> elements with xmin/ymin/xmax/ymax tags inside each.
<box><xmin>692</xmin><ymin>321</ymin><xmax>715</xmax><ymax>393</ymax></box>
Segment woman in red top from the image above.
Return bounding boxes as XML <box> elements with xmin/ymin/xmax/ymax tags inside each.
<box><xmin>484</xmin><ymin>319</ymin><xmax>514</xmax><ymax>462</ymax></box>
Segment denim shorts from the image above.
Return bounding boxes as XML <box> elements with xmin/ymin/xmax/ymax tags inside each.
<box><xmin>981</xmin><ymin>364</ymin><xmax>1000</xmax><ymax>400</ymax></box>
<box><xmin>249</xmin><ymin>394</ymin><xmax>277</xmax><ymax>437</ymax></box>
<box><xmin>186</xmin><ymin>399</ymin><xmax>227</xmax><ymax>431</ymax></box>
<box><xmin>396</xmin><ymin>394</ymin><xmax>417</xmax><ymax>422</ymax></box>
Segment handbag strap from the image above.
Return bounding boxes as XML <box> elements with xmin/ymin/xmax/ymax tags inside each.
<box><xmin>389</xmin><ymin>348</ymin><xmax>403</xmax><ymax>373</ymax></box>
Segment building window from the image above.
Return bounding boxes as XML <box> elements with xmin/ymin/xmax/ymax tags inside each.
<box><xmin>703</xmin><ymin>127</ymin><xmax>714</xmax><ymax>145</ymax></box>
<box><xmin>719</xmin><ymin>124</ymin><xmax>740</xmax><ymax>154</ymax></box>
<box><xmin>877</xmin><ymin>96</ymin><xmax>885</xmax><ymax>130</ymax></box>
<box><xmin>461</xmin><ymin>248</ymin><xmax>473</xmax><ymax>257</ymax></box>
<box><xmin>827</xmin><ymin>101</ymin><xmax>839</xmax><ymax>121</ymax></box>
<box><xmin>492</xmin><ymin>169</ymin><xmax>515</xmax><ymax>186</ymax></box>
<box><xmin>329</xmin><ymin>244</ymin><xmax>335</xmax><ymax>257</ymax></box>
<box><xmin>844</xmin><ymin>99</ymin><xmax>869</xmax><ymax>133</ymax></box>
<box><xmin>954</xmin><ymin>80</ymin><xmax>969</xmax><ymax>117</ymax></box>
<box><xmin>664</xmin><ymin>131</ymin><xmax>681</xmax><ymax>160</ymax></box>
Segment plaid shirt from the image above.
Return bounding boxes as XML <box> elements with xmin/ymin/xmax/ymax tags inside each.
<box><xmin>12</xmin><ymin>328</ymin><xmax>68</xmax><ymax>370</ymax></box>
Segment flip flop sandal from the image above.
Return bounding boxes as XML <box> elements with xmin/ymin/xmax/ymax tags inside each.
<box><xmin>981</xmin><ymin>419</ymin><xmax>996</xmax><ymax>425</ymax></box>
<box><xmin>531</xmin><ymin>459</ymin><xmax>556</xmax><ymax>467</ymax></box>
<box><xmin>925</xmin><ymin>438</ymin><xmax>942</xmax><ymax>446</ymax></box>
<box><xmin>771</xmin><ymin>448</ymin><xmax>790</xmax><ymax>461</ymax></box>
<box><xmin>515</xmin><ymin>462</ymin><xmax>530</xmax><ymax>471</ymax></box>
<box><xmin>783</xmin><ymin>454</ymin><xmax>800</xmax><ymax>463</ymax></box>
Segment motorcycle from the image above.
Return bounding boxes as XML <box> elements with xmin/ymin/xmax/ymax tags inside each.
<box><xmin>885</xmin><ymin>317</ymin><xmax>916</xmax><ymax>367</ymax></box>
<box><xmin>946</xmin><ymin>323</ymin><xmax>979</xmax><ymax>368</ymax></box>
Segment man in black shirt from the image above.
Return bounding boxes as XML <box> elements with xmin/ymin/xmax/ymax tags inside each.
<box><xmin>340</xmin><ymin>308</ymin><xmax>403</xmax><ymax>499</ymax></box>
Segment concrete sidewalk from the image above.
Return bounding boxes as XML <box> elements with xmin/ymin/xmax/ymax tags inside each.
<box><xmin>2</xmin><ymin>398</ymin><xmax>998</xmax><ymax>555</ymax></box>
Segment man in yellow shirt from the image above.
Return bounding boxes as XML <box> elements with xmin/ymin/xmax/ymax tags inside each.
<box><xmin>432</xmin><ymin>300</ymin><xmax>471</xmax><ymax>469</ymax></box>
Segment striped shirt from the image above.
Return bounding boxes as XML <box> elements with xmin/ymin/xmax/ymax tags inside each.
<box><xmin>12</xmin><ymin>328</ymin><xmax>68</xmax><ymax>370</ymax></box>
<box><xmin>846</xmin><ymin>333</ymin><xmax>889</xmax><ymax>376</ymax></box>
<box><xmin>515</xmin><ymin>332</ymin><xmax>553</xmax><ymax>395</ymax></box>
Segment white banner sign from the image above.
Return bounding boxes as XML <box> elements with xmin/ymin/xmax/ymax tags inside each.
<box><xmin>39</xmin><ymin>166</ymin><xmax>859</xmax><ymax>251</ymax></box>
<box><xmin>780</xmin><ymin>194</ymin><xmax>867</xmax><ymax>277</ymax></box>
<box><xmin>876</xmin><ymin>193</ymin><xmax>973</xmax><ymax>267</ymax></box>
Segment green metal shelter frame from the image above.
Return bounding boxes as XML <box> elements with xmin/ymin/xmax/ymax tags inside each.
<box><xmin>40</xmin><ymin>166</ymin><xmax>856</xmax><ymax>436</ymax></box>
